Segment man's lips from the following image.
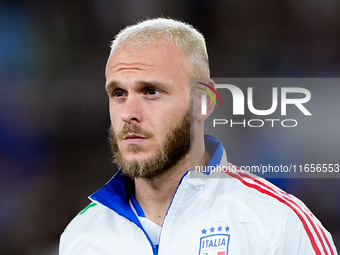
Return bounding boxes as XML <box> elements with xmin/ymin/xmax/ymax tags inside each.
<box><xmin>123</xmin><ymin>133</ymin><xmax>146</xmax><ymax>139</ymax></box>
<box><xmin>122</xmin><ymin>133</ymin><xmax>148</xmax><ymax>144</ymax></box>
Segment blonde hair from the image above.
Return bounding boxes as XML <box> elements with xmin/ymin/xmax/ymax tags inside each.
<box><xmin>110</xmin><ymin>18</ymin><xmax>210</xmax><ymax>77</ymax></box>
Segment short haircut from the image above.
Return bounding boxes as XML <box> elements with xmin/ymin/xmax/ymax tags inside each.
<box><xmin>110</xmin><ymin>18</ymin><xmax>210</xmax><ymax>77</ymax></box>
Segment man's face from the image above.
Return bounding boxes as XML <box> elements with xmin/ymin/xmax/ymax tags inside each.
<box><xmin>105</xmin><ymin>40</ymin><xmax>193</xmax><ymax>178</ymax></box>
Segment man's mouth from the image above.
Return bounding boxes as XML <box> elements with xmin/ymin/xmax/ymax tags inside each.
<box><xmin>122</xmin><ymin>133</ymin><xmax>148</xmax><ymax>144</ymax></box>
<box><xmin>123</xmin><ymin>133</ymin><xmax>146</xmax><ymax>139</ymax></box>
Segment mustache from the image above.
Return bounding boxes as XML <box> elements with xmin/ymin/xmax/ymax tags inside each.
<box><xmin>117</xmin><ymin>124</ymin><xmax>154</xmax><ymax>139</ymax></box>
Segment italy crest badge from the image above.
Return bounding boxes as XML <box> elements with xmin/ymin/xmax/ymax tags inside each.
<box><xmin>198</xmin><ymin>226</ymin><xmax>230</xmax><ymax>255</ymax></box>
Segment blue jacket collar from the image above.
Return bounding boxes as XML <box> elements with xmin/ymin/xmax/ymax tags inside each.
<box><xmin>205</xmin><ymin>134</ymin><xmax>224</xmax><ymax>172</ymax></box>
<box><xmin>90</xmin><ymin>135</ymin><xmax>224</xmax><ymax>211</ymax></box>
<box><xmin>89</xmin><ymin>172</ymin><xmax>157</xmax><ymax>251</ymax></box>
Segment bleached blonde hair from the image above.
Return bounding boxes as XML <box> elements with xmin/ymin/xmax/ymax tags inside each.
<box><xmin>110</xmin><ymin>18</ymin><xmax>210</xmax><ymax>77</ymax></box>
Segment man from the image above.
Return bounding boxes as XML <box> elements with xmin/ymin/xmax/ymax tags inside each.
<box><xmin>59</xmin><ymin>18</ymin><xmax>338</xmax><ymax>255</ymax></box>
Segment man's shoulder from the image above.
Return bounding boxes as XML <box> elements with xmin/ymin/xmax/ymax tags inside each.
<box><xmin>59</xmin><ymin>200</ymin><xmax>155</xmax><ymax>255</ymax></box>
<box><xmin>213</xmin><ymin>168</ymin><xmax>308</xmax><ymax>211</ymax></box>
<box><xmin>61</xmin><ymin>202</ymin><xmax>98</xmax><ymax>232</ymax></box>
<box><xmin>190</xmin><ymin>165</ymin><xmax>321</xmax><ymax>230</ymax></box>
<box><xmin>60</xmin><ymin>202</ymin><xmax>109</xmax><ymax>252</ymax></box>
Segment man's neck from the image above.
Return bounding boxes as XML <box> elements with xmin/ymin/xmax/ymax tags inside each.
<box><xmin>134</xmin><ymin>149</ymin><xmax>210</xmax><ymax>226</ymax></box>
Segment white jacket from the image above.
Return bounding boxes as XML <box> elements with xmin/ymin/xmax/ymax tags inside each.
<box><xmin>60</xmin><ymin>135</ymin><xmax>338</xmax><ymax>255</ymax></box>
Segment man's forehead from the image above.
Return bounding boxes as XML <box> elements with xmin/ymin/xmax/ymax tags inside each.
<box><xmin>106</xmin><ymin>44</ymin><xmax>192</xmax><ymax>81</ymax></box>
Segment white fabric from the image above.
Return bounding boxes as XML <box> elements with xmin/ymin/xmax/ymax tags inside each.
<box><xmin>129</xmin><ymin>199</ymin><xmax>162</xmax><ymax>245</ymax></box>
<box><xmin>60</xmin><ymin>147</ymin><xmax>338</xmax><ymax>255</ymax></box>
<box><xmin>138</xmin><ymin>217</ymin><xmax>162</xmax><ymax>246</ymax></box>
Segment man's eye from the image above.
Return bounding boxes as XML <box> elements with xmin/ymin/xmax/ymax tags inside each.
<box><xmin>146</xmin><ymin>88</ymin><xmax>160</xmax><ymax>95</ymax></box>
<box><xmin>113</xmin><ymin>90</ymin><xmax>126</xmax><ymax>97</ymax></box>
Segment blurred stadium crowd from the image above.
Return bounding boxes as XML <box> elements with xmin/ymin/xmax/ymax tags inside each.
<box><xmin>0</xmin><ymin>0</ymin><xmax>339</xmax><ymax>254</ymax></box>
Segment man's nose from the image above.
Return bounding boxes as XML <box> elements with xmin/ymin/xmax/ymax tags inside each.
<box><xmin>120</xmin><ymin>95</ymin><xmax>142</xmax><ymax>124</ymax></box>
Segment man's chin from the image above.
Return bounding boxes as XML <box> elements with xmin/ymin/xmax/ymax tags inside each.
<box><xmin>114</xmin><ymin>149</ymin><xmax>169</xmax><ymax>179</ymax></box>
<box><xmin>119</xmin><ymin>142</ymin><xmax>153</xmax><ymax>155</ymax></box>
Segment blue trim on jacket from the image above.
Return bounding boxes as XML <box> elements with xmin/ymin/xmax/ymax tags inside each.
<box><xmin>131</xmin><ymin>193</ymin><xmax>145</xmax><ymax>217</ymax></box>
<box><xmin>205</xmin><ymin>134</ymin><xmax>223</xmax><ymax>173</ymax></box>
<box><xmin>89</xmin><ymin>173</ymin><xmax>157</xmax><ymax>253</ymax></box>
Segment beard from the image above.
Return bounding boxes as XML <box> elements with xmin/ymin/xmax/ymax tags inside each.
<box><xmin>109</xmin><ymin>108</ymin><xmax>194</xmax><ymax>179</ymax></box>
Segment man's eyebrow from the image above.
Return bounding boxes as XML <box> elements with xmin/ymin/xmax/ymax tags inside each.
<box><xmin>105</xmin><ymin>81</ymin><xmax>120</xmax><ymax>93</ymax></box>
<box><xmin>106</xmin><ymin>80</ymin><xmax>171</xmax><ymax>92</ymax></box>
<box><xmin>136</xmin><ymin>80</ymin><xmax>171</xmax><ymax>90</ymax></box>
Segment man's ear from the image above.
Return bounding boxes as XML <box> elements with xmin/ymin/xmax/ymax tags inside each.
<box><xmin>195</xmin><ymin>79</ymin><xmax>216</xmax><ymax>121</ymax></box>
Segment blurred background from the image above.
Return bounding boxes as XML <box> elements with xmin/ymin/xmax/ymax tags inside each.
<box><xmin>0</xmin><ymin>0</ymin><xmax>339</xmax><ymax>254</ymax></box>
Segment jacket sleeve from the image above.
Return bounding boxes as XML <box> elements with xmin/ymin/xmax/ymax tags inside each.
<box><xmin>277</xmin><ymin>198</ymin><xmax>338</xmax><ymax>255</ymax></box>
